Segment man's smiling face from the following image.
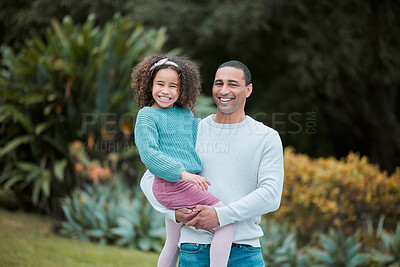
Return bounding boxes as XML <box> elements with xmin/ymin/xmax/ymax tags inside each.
<box><xmin>212</xmin><ymin>66</ymin><xmax>252</xmax><ymax>118</ymax></box>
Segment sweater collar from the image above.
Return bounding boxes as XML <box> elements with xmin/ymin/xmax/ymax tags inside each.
<box><xmin>205</xmin><ymin>114</ymin><xmax>250</xmax><ymax>129</ymax></box>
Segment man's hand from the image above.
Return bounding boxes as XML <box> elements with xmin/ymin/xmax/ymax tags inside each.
<box><xmin>180</xmin><ymin>171</ymin><xmax>211</xmax><ymax>191</ymax></box>
<box><xmin>186</xmin><ymin>205</ymin><xmax>219</xmax><ymax>230</ymax></box>
<box><xmin>175</xmin><ymin>208</ymin><xmax>199</xmax><ymax>223</ymax></box>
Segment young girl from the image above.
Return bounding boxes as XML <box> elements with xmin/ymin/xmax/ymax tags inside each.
<box><xmin>132</xmin><ymin>53</ymin><xmax>236</xmax><ymax>267</ymax></box>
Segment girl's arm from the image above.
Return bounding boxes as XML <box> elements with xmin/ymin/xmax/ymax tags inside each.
<box><xmin>135</xmin><ymin>121</ymin><xmax>184</xmax><ymax>182</ymax></box>
<box><xmin>135</xmin><ymin>114</ymin><xmax>210</xmax><ymax>190</ymax></box>
<box><xmin>180</xmin><ymin>170</ymin><xmax>210</xmax><ymax>191</ymax></box>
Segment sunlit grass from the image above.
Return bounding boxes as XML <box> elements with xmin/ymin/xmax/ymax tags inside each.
<box><xmin>0</xmin><ymin>208</ymin><xmax>159</xmax><ymax>267</ymax></box>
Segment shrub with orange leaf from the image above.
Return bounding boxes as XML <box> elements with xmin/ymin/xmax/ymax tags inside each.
<box><xmin>86</xmin><ymin>161</ymin><xmax>111</xmax><ymax>181</ymax></box>
<box><xmin>269</xmin><ymin>147</ymin><xmax>400</xmax><ymax>244</ymax></box>
<box><xmin>69</xmin><ymin>141</ymin><xmax>112</xmax><ymax>183</ymax></box>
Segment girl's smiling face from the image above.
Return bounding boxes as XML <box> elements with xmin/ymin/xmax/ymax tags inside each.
<box><xmin>151</xmin><ymin>68</ymin><xmax>180</xmax><ymax>109</ymax></box>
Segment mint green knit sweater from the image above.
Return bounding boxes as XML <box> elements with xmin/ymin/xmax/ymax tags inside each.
<box><xmin>134</xmin><ymin>106</ymin><xmax>202</xmax><ymax>182</ymax></box>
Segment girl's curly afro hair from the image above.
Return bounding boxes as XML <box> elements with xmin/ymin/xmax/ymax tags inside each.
<box><xmin>131</xmin><ymin>53</ymin><xmax>201</xmax><ymax>112</ymax></box>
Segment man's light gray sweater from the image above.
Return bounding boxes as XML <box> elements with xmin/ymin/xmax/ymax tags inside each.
<box><xmin>140</xmin><ymin>114</ymin><xmax>284</xmax><ymax>247</ymax></box>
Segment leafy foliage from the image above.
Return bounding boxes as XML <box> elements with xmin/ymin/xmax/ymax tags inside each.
<box><xmin>373</xmin><ymin>223</ymin><xmax>400</xmax><ymax>266</ymax></box>
<box><xmin>259</xmin><ymin>218</ymin><xmax>400</xmax><ymax>267</ymax></box>
<box><xmin>0</xmin><ymin>13</ymin><xmax>168</xmax><ymax>214</ymax></box>
<box><xmin>2</xmin><ymin>0</ymin><xmax>399</xmax><ymax>172</ymax></box>
<box><xmin>0</xmin><ymin>0</ymin><xmax>133</xmax><ymax>48</ymax></box>
<box><xmin>61</xmin><ymin>181</ymin><xmax>165</xmax><ymax>251</ymax></box>
<box><xmin>135</xmin><ymin>0</ymin><xmax>400</xmax><ymax>173</ymax></box>
<box><xmin>309</xmin><ymin>229</ymin><xmax>370</xmax><ymax>266</ymax></box>
<box><xmin>61</xmin><ymin>181</ymin><xmax>128</xmax><ymax>244</ymax></box>
<box><xmin>274</xmin><ymin>147</ymin><xmax>400</xmax><ymax>244</ymax></box>
<box><xmin>261</xmin><ymin>219</ymin><xmax>309</xmax><ymax>267</ymax></box>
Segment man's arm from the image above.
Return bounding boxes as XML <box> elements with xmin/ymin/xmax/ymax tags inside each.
<box><xmin>140</xmin><ymin>170</ymin><xmax>177</xmax><ymax>222</ymax></box>
<box><xmin>216</xmin><ymin>131</ymin><xmax>284</xmax><ymax>226</ymax></box>
<box><xmin>140</xmin><ymin>170</ymin><xmax>200</xmax><ymax>223</ymax></box>
<box><xmin>188</xmin><ymin>131</ymin><xmax>284</xmax><ymax>229</ymax></box>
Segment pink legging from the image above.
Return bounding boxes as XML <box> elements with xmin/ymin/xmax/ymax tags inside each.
<box><xmin>157</xmin><ymin>202</ymin><xmax>237</xmax><ymax>267</ymax></box>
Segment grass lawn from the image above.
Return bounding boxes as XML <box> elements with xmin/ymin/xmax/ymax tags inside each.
<box><xmin>0</xmin><ymin>208</ymin><xmax>159</xmax><ymax>267</ymax></box>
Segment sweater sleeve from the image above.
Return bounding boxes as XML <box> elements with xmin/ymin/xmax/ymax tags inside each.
<box><xmin>140</xmin><ymin>170</ymin><xmax>176</xmax><ymax>222</ymax></box>
<box><xmin>134</xmin><ymin>112</ymin><xmax>185</xmax><ymax>182</ymax></box>
<box><xmin>215</xmin><ymin>131</ymin><xmax>284</xmax><ymax>226</ymax></box>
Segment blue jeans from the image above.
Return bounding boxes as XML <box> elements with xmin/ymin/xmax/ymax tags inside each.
<box><xmin>178</xmin><ymin>243</ymin><xmax>265</xmax><ymax>267</ymax></box>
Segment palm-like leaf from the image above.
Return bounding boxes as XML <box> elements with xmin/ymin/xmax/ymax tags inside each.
<box><xmin>0</xmin><ymin>14</ymin><xmax>168</xmax><ymax>213</ymax></box>
<box><xmin>61</xmin><ymin>181</ymin><xmax>164</xmax><ymax>251</ymax></box>
<box><xmin>373</xmin><ymin>223</ymin><xmax>400</xmax><ymax>266</ymax></box>
<box><xmin>310</xmin><ymin>229</ymin><xmax>370</xmax><ymax>266</ymax></box>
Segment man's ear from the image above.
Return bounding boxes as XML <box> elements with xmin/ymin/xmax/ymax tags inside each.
<box><xmin>246</xmin><ymin>83</ymin><xmax>253</xmax><ymax>98</ymax></box>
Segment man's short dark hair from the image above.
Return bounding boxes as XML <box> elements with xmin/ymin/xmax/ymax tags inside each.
<box><xmin>218</xmin><ymin>60</ymin><xmax>252</xmax><ymax>86</ymax></box>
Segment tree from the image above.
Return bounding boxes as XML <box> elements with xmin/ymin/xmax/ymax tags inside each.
<box><xmin>0</xmin><ymin>14</ymin><xmax>168</xmax><ymax>215</ymax></box>
<box><xmin>134</xmin><ymin>0</ymin><xmax>400</xmax><ymax>172</ymax></box>
<box><xmin>2</xmin><ymin>0</ymin><xmax>399</xmax><ymax>171</ymax></box>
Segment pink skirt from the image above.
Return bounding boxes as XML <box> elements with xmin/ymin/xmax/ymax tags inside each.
<box><xmin>152</xmin><ymin>176</ymin><xmax>220</xmax><ymax>209</ymax></box>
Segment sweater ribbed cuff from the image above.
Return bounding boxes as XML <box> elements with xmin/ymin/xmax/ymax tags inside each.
<box><xmin>165</xmin><ymin>209</ymin><xmax>177</xmax><ymax>223</ymax></box>
<box><xmin>172</xmin><ymin>165</ymin><xmax>185</xmax><ymax>182</ymax></box>
<box><xmin>214</xmin><ymin>206</ymin><xmax>233</xmax><ymax>227</ymax></box>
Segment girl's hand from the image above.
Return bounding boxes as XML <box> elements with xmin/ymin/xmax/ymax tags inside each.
<box><xmin>180</xmin><ymin>171</ymin><xmax>211</xmax><ymax>191</ymax></box>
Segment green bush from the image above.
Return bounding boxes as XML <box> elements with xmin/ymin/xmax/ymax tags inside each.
<box><xmin>372</xmin><ymin>223</ymin><xmax>400</xmax><ymax>266</ymax></box>
<box><xmin>61</xmin><ymin>181</ymin><xmax>129</xmax><ymax>244</ymax></box>
<box><xmin>308</xmin><ymin>229</ymin><xmax>370</xmax><ymax>266</ymax></box>
<box><xmin>260</xmin><ymin>219</ymin><xmax>309</xmax><ymax>267</ymax></box>
<box><xmin>0</xmin><ymin>14</ymin><xmax>168</xmax><ymax>214</ymax></box>
<box><xmin>260</xmin><ymin>218</ymin><xmax>400</xmax><ymax>267</ymax></box>
<box><xmin>61</xmin><ymin>180</ymin><xmax>165</xmax><ymax>251</ymax></box>
<box><xmin>273</xmin><ymin>148</ymin><xmax>400</xmax><ymax>244</ymax></box>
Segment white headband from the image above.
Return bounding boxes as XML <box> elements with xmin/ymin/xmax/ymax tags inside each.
<box><xmin>149</xmin><ymin>58</ymin><xmax>179</xmax><ymax>72</ymax></box>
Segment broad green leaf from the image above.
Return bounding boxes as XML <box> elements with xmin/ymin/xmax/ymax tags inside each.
<box><xmin>310</xmin><ymin>249</ymin><xmax>334</xmax><ymax>264</ymax></box>
<box><xmin>54</xmin><ymin>159</ymin><xmax>67</xmax><ymax>182</ymax></box>
<box><xmin>346</xmin><ymin>243</ymin><xmax>361</xmax><ymax>259</ymax></box>
<box><xmin>148</xmin><ymin>227</ymin><xmax>165</xmax><ymax>238</ymax></box>
<box><xmin>151</xmin><ymin>241</ymin><xmax>163</xmax><ymax>253</ymax></box>
<box><xmin>0</xmin><ymin>107</ymin><xmax>11</xmax><ymax>122</ymax></box>
<box><xmin>3</xmin><ymin>175</ymin><xmax>24</xmax><ymax>189</ymax></box>
<box><xmin>0</xmin><ymin>169</ymin><xmax>21</xmax><ymax>183</ymax></box>
<box><xmin>19</xmin><ymin>93</ymin><xmax>46</xmax><ymax>105</ymax></box>
<box><xmin>40</xmin><ymin>171</ymin><xmax>51</xmax><ymax>197</ymax></box>
<box><xmin>99</xmin><ymin>23</ymin><xmax>115</xmax><ymax>52</ymax></box>
<box><xmin>51</xmin><ymin>18</ymin><xmax>69</xmax><ymax>50</ymax></box>
<box><xmin>35</xmin><ymin>121</ymin><xmax>53</xmax><ymax>136</ymax></box>
<box><xmin>382</xmin><ymin>232</ymin><xmax>391</xmax><ymax>250</ymax></box>
<box><xmin>320</xmin><ymin>233</ymin><xmax>336</xmax><ymax>253</ymax></box>
<box><xmin>53</xmin><ymin>59</ymin><xmax>74</xmax><ymax>75</ymax></box>
<box><xmin>86</xmin><ymin>229</ymin><xmax>105</xmax><ymax>238</ymax></box>
<box><xmin>16</xmin><ymin>161</ymin><xmax>41</xmax><ymax>172</ymax></box>
<box><xmin>348</xmin><ymin>253</ymin><xmax>371</xmax><ymax>267</ymax></box>
<box><xmin>138</xmin><ymin>237</ymin><xmax>152</xmax><ymax>251</ymax></box>
<box><xmin>17</xmin><ymin>170</ymin><xmax>41</xmax><ymax>190</ymax></box>
<box><xmin>111</xmin><ymin>227</ymin><xmax>135</xmax><ymax>238</ymax></box>
<box><xmin>126</xmin><ymin>24</ymin><xmax>144</xmax><ymax>46</ymax></box>
<box><xmin>43</xmin><ymin>104</ymin><xmax>55</xmax><ymax>116</ymax></box>
<box><xmin>0</xmin><ymin>135</ymin><xmax>34</xmax><ymax>158</ymax></box>
<box><xmin>8</xmin><ymin>106</ymin><xmax>34</xmax><ymax>133</ymax></box>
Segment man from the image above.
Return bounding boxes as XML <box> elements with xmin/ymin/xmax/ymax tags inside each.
<box><xmin>140</xmin><ymin>60</ymin><xmax>284</xmax><ymax>266</ymax></box>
